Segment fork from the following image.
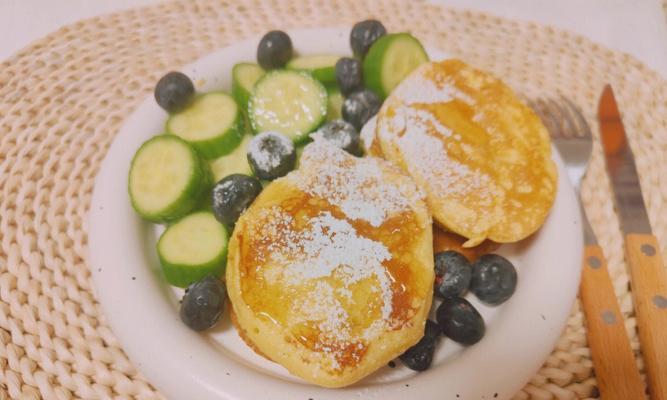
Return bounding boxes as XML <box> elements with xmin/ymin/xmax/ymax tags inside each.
<box><xmin>529</xmin><ymin>97</ymin><xmax>647</xmax><ymax>400</ymax></box>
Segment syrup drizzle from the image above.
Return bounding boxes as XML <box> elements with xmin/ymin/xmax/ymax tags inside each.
<box><xmin>239</xmin><ymin>143</ymin><xmax>427</xmax><ymax>372</ymax></box>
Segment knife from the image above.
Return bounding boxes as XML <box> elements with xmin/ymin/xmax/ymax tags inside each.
<box><xmin>599</xmin><ymin>84</ymin><xmax>667</xmax><ymax>400</ymax></box>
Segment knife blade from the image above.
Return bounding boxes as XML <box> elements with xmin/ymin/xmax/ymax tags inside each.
<box><xmin>599</xmin><ymin>85</ymin><xmax>652</xmax><ymax>234</ymax></box>
<box><xmin>599</xmin><ymin>84</ymin><xmax>667</xmax><ymax>400</ymax></box>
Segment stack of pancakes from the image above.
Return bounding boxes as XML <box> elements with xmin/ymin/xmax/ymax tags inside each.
<box><xmin>226</xmin><ymin>59</ymin><xmax>557</xmax><ymax>387</ymax></box>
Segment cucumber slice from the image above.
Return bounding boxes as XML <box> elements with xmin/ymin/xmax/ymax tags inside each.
<box><xmin>209</xmin><ymin>133</ymin><xmax>253</xmax><ymax>182</ymax></box>
<box><xmin>249</xmin><ymin>70</ymin><xmax>327</xmax><ymax>143</ymax></box>
<box><xmin>129</xmin><ymin>135</ymin><xmax>211</xmax><ymax>223</ymax></box>
<box><xmin>325</xmin><ymin>86</ymin><xmax>344</xmax><ymax>121</ymax></box>
<box><xmin>362</xmin><ymin>33</ymin><xmax>429</xmax><ymax>99</ymax></box>
<box><xmin>166</xmin><ymin>92</ymin><xmax>244</xmax><ymax>159</ymax></box>
<box><xmin>286</xmin><ymin>55</ymin><xmax>340</xmax><ymax>85</ymax></box>
<box><xmin>157</xmin><ymin>211</ymin><xmax>228</xmax><ymax>287</ymax></box>
<box><xmin>232</xmin><ymin>63</ymin><xmax>265</xmax><ymax>112</ymax></box>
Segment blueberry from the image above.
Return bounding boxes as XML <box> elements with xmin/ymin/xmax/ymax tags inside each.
<box><xmin>312</xmin><ymin>119</ymin><xmax>362</xmax><ymax>156</ymax></box>
<box><xmin>335</xmin><ymin>57</ymin><xmax>363</xmax><ymax>96</ymax></box>
<box><xmin>154</xmin><ymin>71</ymin><xmax>195</xmax><ymax>113</ymax></box>
<box><xmin>350</xmin><ymin>19</ymin><xmax>387</xmax><ymax>58</ymax></box>
<box><xmin>257</xmin><ymin>30</ymin><xmax>293</xmax><ymax>70</ymax></box>
<box><xmin>436</xmin><ymin>297</ymin><xmax>485</xmax><ymax>345</ymax></box>
<box><xmin>424</xmin><ymin>319</ymin><xmax>441</xmax><ymax>340</ymax></box>
<box><xmin>180</xmin><ymin>275</ymin><xmax>226</xmax><ymax>331</ymax></box>
<box><xmin>399</xmin><ymin>335</ymin><xmax>436</xmax><ymax>371</ymax></box>
<box><xmin>434</xmin><ymin>251</ymin><xmax>472</xmax><ymax>298</ymax></box>
<box><xmin>470</xmin><ymin>254</ymin><xmax>517</xmax><ymax>305</ymax></box>
<box><xmin>247</xmin><ymin>132</ymin><xmax>296</xmax><ymax>180</ymax></box>
<box><xmin>342</xmin><ymin>89</ymin><xmax>382</xmax><ymax>130</ymax></box>
<box><xmin>211</xmin><ymin>174</ymin><xmax>262</xmax><ymax>226</ymax></box>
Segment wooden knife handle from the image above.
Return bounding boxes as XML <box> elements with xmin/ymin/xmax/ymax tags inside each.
<box><xmin>580</xmin><ymin>244</ymin><xmax>646</xmax><ymax>400</ymax></box>
<box><xmin>625</xmin><ymin>233</ymin><xmax>667</xmax><ymax>400</ymax></box>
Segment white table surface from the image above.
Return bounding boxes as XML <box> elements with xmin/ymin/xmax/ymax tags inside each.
<box><xmin>1</xmin><ymin>0</ymin><xmax>666</xmax><ymax>77</ymax></box>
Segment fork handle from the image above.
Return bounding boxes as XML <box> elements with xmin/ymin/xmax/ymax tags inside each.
<box><xmin>625</xmin><ymin>234</ymin><xmax>667</xmax><ymax>400</ymax></box>
<box><xmin>580</xmin><ymin>244</ymin><xmax>646</xmax><ymax>400</ymax></box>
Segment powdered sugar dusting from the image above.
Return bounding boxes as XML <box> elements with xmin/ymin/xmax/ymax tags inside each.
<box><xmin>377</xmin><ymin>62</ymin><xmax>492</xmax><ymax>203</ymax></box>
<box><xmin>291</xmin><ymin>141</ymin><xmax>411</xmax><ymax>227</ymax></box>
<box><xmin>247</xmin><ymin>131</ymin><xmax>294</xmax><ymax>172</ymax></box>
<box><xmin>387</xmin><ymin>105</ymin><xmax>492</xmax><ymax>200</ymax></box>
<box><xmin>252</xmin><ymin>206</ymin><xmax>396</xmax><ymax>366</ymax></box>
<box><xmin>296</xmin><ymin>280</ymin><xmax>349</xmax><ymax>341</ymax></box>
<box><xmin>360</xmin><ymin>115</ymin><xmax>377</xmax><ymax>152</ymax></box>
<box><xmin>242</xmin><ymin>141</ymin><xmax>427</xmax><ymax>370</ymax></box>
<box><xmin>281</xmin><ymin>212</ymin><xmax>394</xmax><ymax>320</ymax></box>
<box><xmin>392</xmin><ymin>68</ymin><xmax>475</xmax><ymax>106</ymax></box>
<box><xmin>259</xmin><ymin>208</ymin><xmax>394</xmax><ymax>323</ymax></box>
<box><xmin>211</xmin><ymin>178</ymin><xmax>235</xmax><ymax>206</ymax></box>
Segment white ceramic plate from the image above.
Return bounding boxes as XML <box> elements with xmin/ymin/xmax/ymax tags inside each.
<box><xmin>89</xmin><ymin>27</ymin><xmax>582</xmax><ymax>400</ymax></box>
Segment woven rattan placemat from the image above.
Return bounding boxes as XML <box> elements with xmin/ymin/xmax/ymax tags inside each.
<box><xmin>1</xmin><ymin>0</ymin><xmax>666</xmax><ymax>398</ymax></box>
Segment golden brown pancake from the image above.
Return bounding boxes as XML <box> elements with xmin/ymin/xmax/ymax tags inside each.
<box><xmin>226</xmin><ymin>141</ymin><xmax>433</xmax><ymax>387</ymax></box>
<box><xmin>432</xmin><ymin>225</ymin><xmax>500</xmax><ymax>262</ymax></box>
<box><xmin>228</xmin><ymin>304</ymin><xmax>271</xmax><ymax>360</ymax></box>
<box><xmin>375</xmin><ymin>59</ymin><xmax>557</xmax><ymax>246</ymax></box>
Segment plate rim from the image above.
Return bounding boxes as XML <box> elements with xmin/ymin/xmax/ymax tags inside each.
<box><xmin>88</xmin><ymin>27</ymin><xmax>583</xmax><ymax>400</ymax></box>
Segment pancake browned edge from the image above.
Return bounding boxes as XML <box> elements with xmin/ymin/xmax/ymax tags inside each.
<box><xmin>226</xmin><ymin>141</ymin><xmax>434</xmax><ymax>388</ymax></box>
<box><xmin>228</xmin><ymin>304</ymin><xmax>272</xmax><ymax>360</ymax></box>
<box><xmin>375</xmin><ymin>59</ymin><xmax>558</xmax><ymax>247</ymax></box>
<box><xmin>432</xmin><ymin>226</ymin><xmax>500</xmax><ymax>262</ymax></box>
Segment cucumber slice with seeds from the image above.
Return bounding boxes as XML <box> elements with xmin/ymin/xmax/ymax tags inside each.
<box><xmin>249</xmin><ymin>70</ymin><xmax>327</xmax><ymax>143</ymax></box>
<box><xmin>209</xmin><ymin>133</ymin><xmax>253</xmax><ymax>182</ymax></box>
<box><xmin>166</xmin><ymin>92</ymin><xmax>243</xmax><ymax>159</ymax></box>
<box><xmin>129</xmin><ymin>135</ymin><xmax>211</xmax><ymax>223</ymax></box>
<box><xmin>232</xmin><ymin>63</ymin><xmax>265</xmax><ymax>112</ymax></box>
<box><xmin>287</xmin><ymin>54</ymin><xmax>340</xmax><ymax>84</ymax></box>
<box><xmin>157</xmin><ymin>211</ymin><xmax>228</xmax><ymax>287</ymax></box>
<box><xmin>363</xmin><ymin>33</ymin><xmax>429</xmax><ymax>99</ymax></box>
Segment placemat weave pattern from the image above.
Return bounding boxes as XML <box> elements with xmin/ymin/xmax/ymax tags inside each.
<box><xmin>1</xmin><ymin>0</ymin><xmax>666</xmax><ymax>398</ymax></box>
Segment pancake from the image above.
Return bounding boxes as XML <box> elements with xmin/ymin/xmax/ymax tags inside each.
<box><xmin>228</xmin><ymin>304</ymin><xmax>271</xmax><ymax>360</ymax></box>
<box><xmin>432</xmin><ymin>225</ymin><xmax>500</xmax><ymax>262</ymax></box>
<box><xmin>226</xmin><ymin>141</ymin><xmax>434</xmax><ymax>387</ymax></box>
<box><xmin>375</xmin><ymin>59</ymin><xmax>557</xmax><ymax>246</ymax></box>
<box><xmin>360</xmin><ymin>115</ymin><xmax>383</xmax><ymax>157</ymax></box>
